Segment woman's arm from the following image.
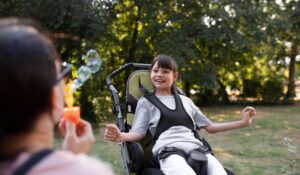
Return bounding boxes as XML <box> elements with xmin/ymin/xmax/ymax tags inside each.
<box><xmin>104</xmin><ymin>123</ymin><xmax>144</xmax><ymax>143</ymax></box>
<box><xmin>204</xmin><ymin>106</ymin><xmax>256</xmax><ymax>134</ymax></box>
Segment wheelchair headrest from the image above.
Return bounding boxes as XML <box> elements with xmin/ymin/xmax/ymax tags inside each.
<box><xmin>126</xmin><ymin>70</ymin><xmax>154</xmax><ymax>112</ymax></box>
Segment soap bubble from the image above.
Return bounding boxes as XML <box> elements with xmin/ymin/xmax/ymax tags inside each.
<box><xmin>72</xmin><ymin>66</ymin><xmax>92</xmax><ymax>90</ymax></box>
<box><xmin>283</xmin><ymin>137</ymin><xmax>297</xmax><ymax>153</ymax></box>
<box><xmin>72</xmin><ymin>49</ymin><xmax>102</xmax><ymax>91</ymax></box>
<box><xmin>288</xmin><ymin>145</ymin><xmax>297</xmax><ymax>153</ymax></box>
<box><xmin>283</xmin><ymin>137</ymin><xmax>291</xmax><ymax>145</ymax></box>
<box><xmin>84</xmin><ymin>49</ymin><xmax>102</xmax><ymax>73</ymax></box>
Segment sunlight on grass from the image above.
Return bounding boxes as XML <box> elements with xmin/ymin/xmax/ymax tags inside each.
<box><xmin>54</xmin><ymin>103</ymin><xmax>300</xmax><ymax>175</ymax></box>
<box><xmin>200</xmin><ymin>104</ymin><xmax>300</xmax><ymax>175</ymax></box>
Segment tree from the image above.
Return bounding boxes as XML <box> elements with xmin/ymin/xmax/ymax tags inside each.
<box><xmin>2</xmin><ymin>0</ymin><xmax>299</xmax><ymax>121</ymax></box>
<box><xmin>284</xmin><ymin>0</ymin><xmax>300</xmax><ymax>103</ymax></box>
<box><xmin>0</xmin><ymin>0</ymin><xmax>114</xmax><ymax>122</ymax></box>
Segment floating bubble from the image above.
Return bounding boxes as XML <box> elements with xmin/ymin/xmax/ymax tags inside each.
<box><xmin>72</xmin><ymin>49</ymin><xmax>102</xmax><ymax>91</ymax></box>
<box><xmin>84</xmin><ymin>49</ymin><xmax>102</xmax><ymax>73</ymax></box>
<box><xmin>280</xmin><ymin>166</ymin><xmax>287</xmax><ymax>173</ymax></box>
<box><xmin>288</xmin><ymin>145</ymin><xmax>297</xmax><ymax>153</ymax></box>
<box><xmin>283</xmin><ymin>137</ymin><xmax>297</xmax><ymax>153</ymax></box>
<box><xmin>283</xmin><ymin>137</ymin><xmax>291</xmax><ymax>145</ymax></box>
<box><xmin>72</xmin><ymin>66</ymin><xmax>92</xmax><ymax>90</ymax></box>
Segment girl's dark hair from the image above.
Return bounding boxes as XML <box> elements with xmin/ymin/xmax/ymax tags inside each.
<box><xmin>150</xmin><ymin>55</ymin><xmax>179</xmax><ymax>91</ymax></box>
<box><xmin>0</xmin><ymin>19</ymin><xmax>59</xmax><ymax>139</ymax></box>
<box><xmin>150</xmin><ymin>54</ymin><xmax>178</xmax><ymax>72</ymax></box>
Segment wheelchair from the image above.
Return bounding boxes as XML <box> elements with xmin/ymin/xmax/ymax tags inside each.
<box><xmin>106</xmin><ymin>63</ymin><xmax>235</xmax><ymax>175</ymax></box>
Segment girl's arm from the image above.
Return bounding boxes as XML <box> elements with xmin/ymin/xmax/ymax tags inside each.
<box><xmin>104</xmin><ymin>123</ymin><xmax>144</xmax><ymax>142</ymax></box>
<box><xmin>204</xmin><ymin>106</ymin><xmax>256</xmax><ymax>134</ymax></box>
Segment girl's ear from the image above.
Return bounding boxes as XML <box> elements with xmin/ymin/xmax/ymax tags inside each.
<box><xmin>173</xmin><ymin>71</ymin><xmax>178</xmax><ymax>81</ymax></box>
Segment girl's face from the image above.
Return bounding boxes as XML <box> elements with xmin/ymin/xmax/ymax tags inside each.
<box><xmin>150</xmin><ymin>61</ymin><xmax>178</xmax><ymax>94</ymax></box>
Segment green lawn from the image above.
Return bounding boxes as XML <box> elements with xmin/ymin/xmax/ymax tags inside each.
<box><xmin>200</xmin><ymin>104</ymin><xmax>300</xmax><ymax>175</ymax></box>
<box><xmin>56</xmin><ymin>104</ymin><xmax>300</xmax><ymax>175</ymax></box>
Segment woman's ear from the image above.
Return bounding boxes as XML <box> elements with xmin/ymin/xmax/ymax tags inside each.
<box><xmin>50</xmin><ymin>86</ymin><xmax>64</xmax><ymax>123</ymax></box>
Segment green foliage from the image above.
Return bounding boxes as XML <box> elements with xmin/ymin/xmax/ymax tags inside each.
<box><xmin>1</xmin><ymin>0</ymin><xmax>300</xmax><ymax>122</ymax></box>
<box><xmin>242</xmin><ymin>79</ymin><xmax>262</xmax><ymax>98</ymax></box>
<box><xmin>260</xmin><ymin>77</ymin><xmax>284</xmax><ymax>104</ymax></box>
<box><xmin>191</xmin><ymin>88</ymin><xmax>221</xmax><ymax>106</ymax></box>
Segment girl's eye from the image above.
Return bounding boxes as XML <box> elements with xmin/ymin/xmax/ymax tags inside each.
<box><xmin>152</xmin><ymin>69</ymin><xmax>158</xmax><ymax>73</ymax></box>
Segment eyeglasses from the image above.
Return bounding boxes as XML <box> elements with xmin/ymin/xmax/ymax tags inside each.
<box><xmin>56</xmin><ymin>62</ymin><xmax>72</xmax><ymax>84</ymax></box>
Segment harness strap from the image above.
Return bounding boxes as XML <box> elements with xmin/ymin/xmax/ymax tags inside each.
<box><xmin>13</xmin><ymin>149</ymin><xmax>53</xmax><ymax>175</ymax></box>
<box><xmin>143</xmin><ymin>90</ymin><xmax>195</xmax><ymax>142</ymax></box>
<box><xmin>157</xmin><ymin>147</ymin><xmax>187</xmax><ymax>160</ymax></box>
<box><xmin>156</xmin><ymin>145</ymin><xmax>211</xmax><ymax>161</ymax></box>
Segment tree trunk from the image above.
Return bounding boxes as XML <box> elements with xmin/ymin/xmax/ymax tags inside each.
<box><xmin>184</xmin><ymin>80</ymin><xmax>191</xmax><ymax>97</ymax></box>
<box><xmin>284</xmin><ymin>39</ymin><xmax>297</xmax><ymax>103</ymax></box>
<box><xmin>127</xmin><ymin>1</ymin><xmax>141</xmax><ymax>63</ymax></box>
<box><xmin>284</xmin><ymin>1</ymin><xmax>300</xmax><ymax>103</ymax></box>
<box><xmin>218</xmin><ymin>80</ymin><xmax>230</xmax><ymax>104</ymax></box>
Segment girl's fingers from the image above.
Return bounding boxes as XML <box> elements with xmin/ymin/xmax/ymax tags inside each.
<box><xmin>243</xmin><ymin>106</ymin><xmax>256</xmax><ymax>116</ymax></box>
<box><xmin>105</xmin><ymin>124</ymin><xmax>119</xmax><ymax>131</ymax></box>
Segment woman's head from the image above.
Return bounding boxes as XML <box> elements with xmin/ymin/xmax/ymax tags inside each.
<box><xmin>150</xmin><ymin>55</ymin><xmax>178</xmax><ymax>93</ymax></box>
<box><xmin>0</xmin><ymin>19</ymin><xmax>60</xmax><ymax>139</ymax></box>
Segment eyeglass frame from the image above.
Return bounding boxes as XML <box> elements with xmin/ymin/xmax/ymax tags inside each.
<box><xmin>56</xmin><ymin>62</ymin><xmax>72</xmax><ymax>84</ymax></box>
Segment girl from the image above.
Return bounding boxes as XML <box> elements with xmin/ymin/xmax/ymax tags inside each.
<box><xmin>104</xmin><ymin>55</ymin><xmax>256</xmax><ymax>175</ymax></box>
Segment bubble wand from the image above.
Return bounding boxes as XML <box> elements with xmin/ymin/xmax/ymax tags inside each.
<box><xmin>63</xmin><ymin>49</ymin><xmax>102</xmax><ymax>124</ymax></box>
<box><xmin>63</xmin><ymin>81</ymin><xmax>80</xmax><ymax>124</ymax></box>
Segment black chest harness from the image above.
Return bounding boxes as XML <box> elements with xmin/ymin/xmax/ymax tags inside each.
<box><xmin>143</xmin><ymin>90</ymin><xmax>211</xmax><ymax>175</ymax></box>
<box><xmin>143</xmin><ymin>90</ymin><xmax>195</xmax><ymax>142</ymax></box>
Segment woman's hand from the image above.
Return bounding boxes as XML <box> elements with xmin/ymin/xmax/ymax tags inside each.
<box><xmin>104</xmin><ymin>124</ymin><xmax>123</xmax><ymax>143</ymax></box>
<box><xmin>241</xmin><ymin>106</ymin><xmax>256</xmax><ymax>126</ymax></box>
<box><xmin>59</xmin><ymin>119</ymin><xmax>95</xmax><ymax>154</ymax></box>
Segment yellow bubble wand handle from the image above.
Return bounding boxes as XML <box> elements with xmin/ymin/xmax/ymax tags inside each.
<box><xmin>64</xmin><ymin>81</ymin><xmax>74</xmax><ymax>108</ymax></box>
<box><xmin>63</xmin><ymin>81</ymin><xmax>80</xmax><ymax>124</ymax></box>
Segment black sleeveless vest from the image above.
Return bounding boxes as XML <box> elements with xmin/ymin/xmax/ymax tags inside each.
<box><xmin>144</xmin><ymin>90</ymin><xmax>195</xmax><ymax>141</ymax></box>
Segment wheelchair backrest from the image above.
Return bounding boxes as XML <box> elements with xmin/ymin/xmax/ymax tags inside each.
<box><xmin>126</xmin><ymin>70</ymin><xmax>154</xmax><ymax>113</ymax></box>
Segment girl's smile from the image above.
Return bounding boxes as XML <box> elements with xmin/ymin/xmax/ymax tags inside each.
<box><xmin>150</xmin><ymin>62</ymin><xmax>178</xmax><ymax>95</ymax></box>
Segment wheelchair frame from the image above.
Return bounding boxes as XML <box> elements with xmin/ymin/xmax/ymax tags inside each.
<box><xmin>106</xmin><ymin>63</ymin><xmax>150</xmax><ymax>175</ymax></box>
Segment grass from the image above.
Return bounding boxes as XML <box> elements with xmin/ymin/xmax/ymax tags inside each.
<box><xmin>55</xmin><ymin>103</ymin><xmax>300</xmax><ymax>175</ymax></box>
<box><xmin>200</xmin><ymin>104</ymin><xmax>300</xmax><ymax>175</ymax></box>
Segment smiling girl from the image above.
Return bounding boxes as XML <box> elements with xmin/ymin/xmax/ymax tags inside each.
<box><xmin>104</xmin><ymin>55</ymin><xmax>256</xmax><ymax>175</ymax></box>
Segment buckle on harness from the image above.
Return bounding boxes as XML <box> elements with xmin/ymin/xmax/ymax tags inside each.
<box><xmin>155</xmin><ymin>146</ymin><xmax>209</xmax><ymax>175</ymax></box>
<box><xmin>197</xmin><ymin>145</ymin><xmax>210</xmax><ymax>154</ymax></box>
<box><xmin>158</xmin><ymin>147</ymin><xmax>187</xmax><ymax>160</ymax></box>
<box><xmin>187</xmin><ymin>149</ymin><xmax>208</xmax><ymax>175</ymax></box>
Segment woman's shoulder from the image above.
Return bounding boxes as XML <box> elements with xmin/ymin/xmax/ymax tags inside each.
<box><xmin>33</xmin><ymin>150</ymin><xmax>115</xmax><ymax>175</ymax></box>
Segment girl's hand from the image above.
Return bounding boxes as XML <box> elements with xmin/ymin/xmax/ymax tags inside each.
<box><xmin>241</xmin><ymin>106</ymin><xmax>256</xmax><ymax>126</ymax></box>
<box><xmin>104</xmin><ymin>124</ymin><xmax>123</xmax><ymax>143</ymax></box>
<box><xmin>59</xmin><ymin>119</ymin><xmax>95</xmax><ymax>154</ymax></box>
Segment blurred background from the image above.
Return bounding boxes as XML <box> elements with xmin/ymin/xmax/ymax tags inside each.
<box><xmin>1</xmin><ymin>0</ymin><xmax>300</xmax><ymax>122</ymax></box>
<box><xmin>1</xmin><ymin>1</ymin><xmax>299</xmax><ymax>174</ymax></box>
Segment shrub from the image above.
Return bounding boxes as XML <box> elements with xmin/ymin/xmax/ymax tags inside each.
<box><xmin>260</xmin><ymin>78</ymin><xmax>284</xmax><ymax>104</ymax></box>
<box><xmin>242</xmin><ymin>79</ymin><xmax>262</xmax><ymax>97</ymax></box>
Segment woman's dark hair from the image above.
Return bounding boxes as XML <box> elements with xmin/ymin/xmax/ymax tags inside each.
<box><xmin>0</xmin><ymin>18</ymin><xmax>59</xmax><ymax>139</ymax></box>
<box><xmin>150</xmin><ymin>54</ymin><xmax>178</xmax><ymax>72</ymax></box>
